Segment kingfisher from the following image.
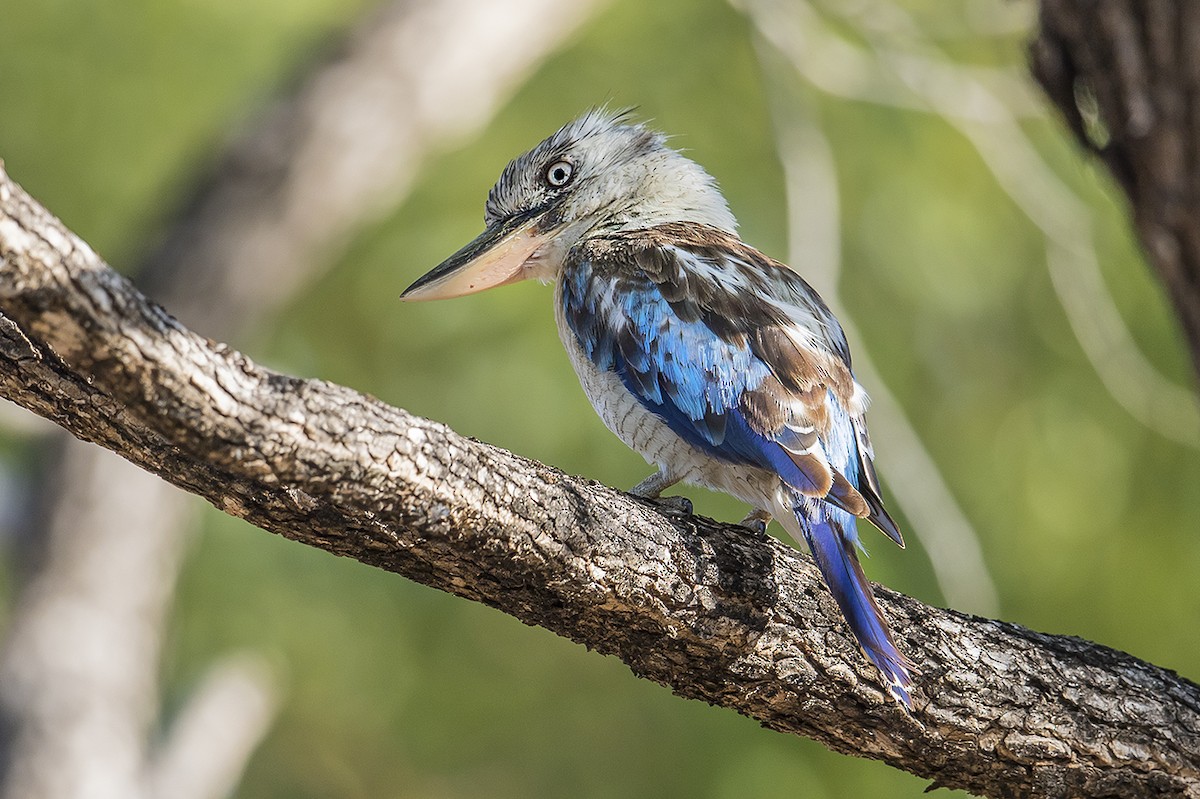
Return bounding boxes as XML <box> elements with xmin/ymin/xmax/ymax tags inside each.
<box><xmin>401</xmin><ymin>109</ymin><xmax>915</xmax><ymax>706</ymax></box>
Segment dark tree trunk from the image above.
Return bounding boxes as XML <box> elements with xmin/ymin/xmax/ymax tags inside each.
<box><xmin>1033</xmin><ymin>0</ymin><xmax>1200</xmax><ymax>381</ymax></box>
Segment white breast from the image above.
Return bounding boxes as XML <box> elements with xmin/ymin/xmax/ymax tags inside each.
<box><xmin>553</xmin><ymin>289</ymin><xmax>777</xmax><ymax>510</ymax></box>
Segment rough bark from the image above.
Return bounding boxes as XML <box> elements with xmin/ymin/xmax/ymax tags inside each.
<box><xmin>1033</xmin><ymin>0</ymin><xmax>1200</xmax><ymax>381</ymax></box>
<box><xmin>2</xmin><ymin>167</ymin><xmax>1198</xmax><ymax>798</ymax></box>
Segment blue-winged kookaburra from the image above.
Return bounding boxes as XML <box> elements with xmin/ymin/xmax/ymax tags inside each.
<box><xmin>402</xmin><ymin>109</ymin><xmax>914</xmax><ymax>706</ymax></box>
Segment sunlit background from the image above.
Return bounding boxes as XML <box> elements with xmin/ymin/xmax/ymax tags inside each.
<box><xmin>1</xmin><ymin>0</ymin><xmax>1198</xmax><ymax>797</ymax></box>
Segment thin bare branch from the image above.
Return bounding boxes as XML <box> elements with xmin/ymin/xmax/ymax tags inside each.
<box><xmin>145</xmin><ymin>0</ymin><xmax>609</xmax><ymax>333</ymax></box>
<box><xmin>146</xmin><ymin>655</ymin><xmax>278</xmax><ymax>799</ymax></box>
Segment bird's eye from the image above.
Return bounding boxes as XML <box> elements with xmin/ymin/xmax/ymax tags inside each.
<box><xmin>545</xmin><ymin>160</ymin><xmax>574</xmax><ymax>188</ymax></box>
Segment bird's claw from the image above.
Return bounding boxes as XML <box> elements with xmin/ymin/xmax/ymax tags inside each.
<box><xmin>644</xmin><ymin>495</ymin><xmax>693</xmax><ymax>517</ymax></box>
<box><xmin>740</xmin><ymin>509</ymin><xmax>772</xmax><ymax>535</ymax></box>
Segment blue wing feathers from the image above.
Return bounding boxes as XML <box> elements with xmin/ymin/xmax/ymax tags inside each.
<box><xmin>564</xmin><ymin>251</ymin><xmax>858</xmax><ymax>489</ymax></box>
<box><xmin>562</xmin><ymin>237</ymin><xmax>913</xmax><ymax>704</ymax></box>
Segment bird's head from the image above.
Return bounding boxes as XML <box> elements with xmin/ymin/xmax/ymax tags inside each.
<box><xmin>401</xmin><ymin>109</ymin><xmax>737</xmax><ymax>301</ymax></box>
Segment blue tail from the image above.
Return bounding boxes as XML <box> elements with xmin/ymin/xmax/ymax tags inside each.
<box><xmin>796</xmin><ymin>504</ymin><xmax>914</xmax><ymax>707</ymax></box>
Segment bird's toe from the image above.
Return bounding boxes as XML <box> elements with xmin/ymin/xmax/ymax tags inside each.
<box><xmin>740</xmin><ymin>509</ymin><xmax>772</xmax><ymax>535</ymax></box>
<box><xmin>645</xmin><ymin>494</ymin><xmax>694</xmax><ymax>517</ymax></box>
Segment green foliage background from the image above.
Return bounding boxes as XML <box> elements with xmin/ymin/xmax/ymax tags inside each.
<box><xmin>2</xmin><ymin>1</ymin><xmax>1197</xmax><ymax>796</ymax></box>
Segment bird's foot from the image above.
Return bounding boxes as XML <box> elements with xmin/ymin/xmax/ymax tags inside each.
<box><xmin>629</xmin><ymin>469</ymin><xmax>680</xmax><ymax>500</ymax></box>
<box><xmin>629</xmin><ymin>470</ymin><xmax>690</xmax><ymax>517</ymax></box>
<box><xmin>644</xmin><ymin>494</ymin><xmax>694</xmax><ymax>517</ymax></box>
<box><xmin>740</xmin><ymin>509</ymin><xmax>772</xmax><ymax>535</ymax></box>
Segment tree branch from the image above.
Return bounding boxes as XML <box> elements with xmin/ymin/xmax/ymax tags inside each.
<box><xmin>1</xmin><ymin>167</ymin><xmax>1198</xmax><ymax>798</ymax></box>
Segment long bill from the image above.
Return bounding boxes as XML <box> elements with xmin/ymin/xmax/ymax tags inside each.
<box><xmin>401</xmin><ymin>210</ymin><xmax>555</xmax><ymax>301</ymax></box>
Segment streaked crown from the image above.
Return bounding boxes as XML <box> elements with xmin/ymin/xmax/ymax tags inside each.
<box><xmin>484</xmin><ymin>109</ymin><xmax>738</xmax><ymax>236</ymax></box>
